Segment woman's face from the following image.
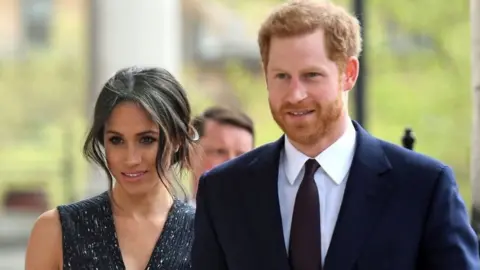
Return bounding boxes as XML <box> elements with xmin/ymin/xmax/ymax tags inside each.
<box><xmin>103</xmin><ymin>102</ymin><xmax>163</xmax><ymax>195</ymax></box>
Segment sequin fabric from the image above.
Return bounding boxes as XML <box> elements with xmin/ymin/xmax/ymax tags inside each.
<box><xmin>57</xmin><ymin>191</ymin><xmax>195</xmax><ymax>270</ymax></box>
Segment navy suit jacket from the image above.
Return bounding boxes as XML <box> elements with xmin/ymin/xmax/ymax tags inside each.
<box><xmin>191</xmin><ymin>122</ymin><xmax>479</xmax><ymax>270</ymax></box>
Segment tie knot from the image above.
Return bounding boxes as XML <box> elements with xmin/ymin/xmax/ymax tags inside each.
<box><xmin>304</xmin><ymin>159</ymin><xmax>320</xmax><ymax>179</ymax></box>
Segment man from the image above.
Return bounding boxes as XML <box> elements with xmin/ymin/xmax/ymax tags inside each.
<box><xmin>190</xmin><ymin>106</ymin><xmax>255</xmax><ymax>201</ymax></box>
<box><xmin>191</xmin><ymin>1</ymin><xmax>480</xmax><ymax>270</ymax></box>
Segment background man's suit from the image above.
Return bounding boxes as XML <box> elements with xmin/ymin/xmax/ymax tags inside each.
<box><xmin>192</xmin><ymin>121</ymin><xmax>479</xmax><ymax>270</ymax></box>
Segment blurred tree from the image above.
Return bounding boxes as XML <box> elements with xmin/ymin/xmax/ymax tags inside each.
<box><xmin>366</xmin><ymin>0</ymin><xmax>471</xmax><ymax>200</ymax></box>
<box><xmin>0</xmin><ymin>1</ymin><xmax>88</xmax><ymax>206</ymax></box>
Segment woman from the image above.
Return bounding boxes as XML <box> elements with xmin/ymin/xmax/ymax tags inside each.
<box><xmin>25</xmin><ymin>66</ymin><xmax>197</xmax><ymax>269</ymax></box>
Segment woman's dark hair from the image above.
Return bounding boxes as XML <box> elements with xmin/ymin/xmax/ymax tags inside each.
<box><xmin>83</xmin><ymin>66</ymin><xmax>196</xmax><ymax>197</ymax></box>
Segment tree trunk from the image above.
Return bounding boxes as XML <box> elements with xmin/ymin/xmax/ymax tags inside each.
<box><xmin>470</xmin><ymin>0</ymin><xmax>480</xmax><ymax>235</ymax></box>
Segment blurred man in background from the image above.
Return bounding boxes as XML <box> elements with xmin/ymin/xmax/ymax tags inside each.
<box><xmin>190</xmin><ymin>107</ymin><xmax>255</xmax><ymax>204</ymax></box>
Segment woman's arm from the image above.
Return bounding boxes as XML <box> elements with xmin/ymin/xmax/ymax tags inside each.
<box><xmin>25</xmin><ymin>209</ymin><xmax>62</xmax><ymax>270</ymax></box>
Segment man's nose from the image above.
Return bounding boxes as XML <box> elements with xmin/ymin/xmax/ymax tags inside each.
<box><xmin>285</xmin><ymin>77</ymin><xmax>307</xmax><ymax>103</ymax></box>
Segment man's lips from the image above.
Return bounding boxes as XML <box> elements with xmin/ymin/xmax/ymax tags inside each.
<box><xmin>287</xmin><ymin>110</ymin><xmax>315</xmax><ymax>116</ymax></box>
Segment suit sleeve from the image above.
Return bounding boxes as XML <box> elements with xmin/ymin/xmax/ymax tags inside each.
<box><xmin>420</xmin><ymin>166</ymin><xmax>480</xmax><ymax>269</ymax></box>
<box><xmin>191</xmin><ymin>174</ymin><xmax>228</xmax><ymax>270</ymax></box>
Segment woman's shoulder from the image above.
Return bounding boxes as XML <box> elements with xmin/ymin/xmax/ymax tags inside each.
<box><xmin>25</xmin><ymin>209</ymin><xmax>63</xmax><ymax>269</ymax></box>
<box><xmin>56</xmin><ymin>191</ymin><xmax>110</xmax><ymax>223</ymax></box>
<box><xmin>27</xmin><ymin>192</ymin><xmax>102</xmax><ymax>243</ymax></box>
<box><xmin>31</xmin><ymin>208</ymin><xmax>62</xmax><ymax>233</ymax></box>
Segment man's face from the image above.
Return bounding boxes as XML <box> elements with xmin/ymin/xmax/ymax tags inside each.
<box><xmin>192</xmin><ymin>120</ymin><xmax>254</xmax><ymax>191</ymax></box>
<box><xmin>266</xmin><ymin>29</ymin><xmax>358</xmax><ymax>147</ymax></box>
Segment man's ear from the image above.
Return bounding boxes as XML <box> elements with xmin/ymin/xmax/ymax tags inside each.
<box><xmin>343</xmin><ymin>56</ymin><xmax>359</xmax><ymax>91</ymax></box>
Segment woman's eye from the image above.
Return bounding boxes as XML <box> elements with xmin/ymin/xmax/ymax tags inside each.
<box><xmin>109</xmin><ymin>136</ymin><xmax>122</xmax><ymax>145</ymax></box>
<box><xmin>140</xmin><ymin>136</ymin><xmax>156</xmax><ymax>144</ymax></box>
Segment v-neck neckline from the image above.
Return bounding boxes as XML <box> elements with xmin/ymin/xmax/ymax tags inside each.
<box><xmin>104</xmin><ymin>193</ymin><xmax>179</xmax><ymax>270</ymax></box>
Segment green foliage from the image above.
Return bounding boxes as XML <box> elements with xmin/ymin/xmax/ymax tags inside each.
<box><xmin>0</xmin><ymin>9</ymin><xmax>89</xmax><ymax>207</ymax></box>
<box><xmin>366</xmin><ymin>0</ymin><xmax>471</xmax><ymax>188</ymax></box>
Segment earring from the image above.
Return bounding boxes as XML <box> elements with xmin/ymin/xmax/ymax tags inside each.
<box><xmin>191</xmin><ymin>128</ymin><xmax>199</xmax><ymax>141</ymax></box>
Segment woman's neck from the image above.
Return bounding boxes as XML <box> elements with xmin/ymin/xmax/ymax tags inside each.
<box><xmin>111</xmin><ymin>182</ymin><xmax>173</xmax><ymax>218</ymax></box>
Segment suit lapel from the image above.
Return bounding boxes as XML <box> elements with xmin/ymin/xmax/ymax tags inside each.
<box><xmin>242</xmin><ymin>137</ymin><xmax>291</xmax><ymax>270</ymax></box>
<box><xmin>324</xmin><ymin>122</ymin><xmax>394</xmax><ymax>270</ymax></box>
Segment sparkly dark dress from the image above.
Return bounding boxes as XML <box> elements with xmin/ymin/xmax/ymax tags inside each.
<box><xmin>57</xmin><ymin>191</ymin><xmax>195</xmax><ymax>270</ymax></box>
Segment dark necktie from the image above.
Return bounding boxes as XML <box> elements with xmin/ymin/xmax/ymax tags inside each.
<box><xmin>289</xmin><ymin>159</ymin><xmax>322</xmax><ymax>270</ymax></box>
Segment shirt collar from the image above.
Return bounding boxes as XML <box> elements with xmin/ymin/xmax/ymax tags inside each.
<box><xmin>283</xmin><ymin>119</ymin><xmax>357</xmax><ymax>185</ymax></box>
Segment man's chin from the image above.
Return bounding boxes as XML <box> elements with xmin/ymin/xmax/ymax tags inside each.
<box><xmin>283</xmin><ymin>127</ymin><xmax>322</xmax><ymax>145</ymax></box>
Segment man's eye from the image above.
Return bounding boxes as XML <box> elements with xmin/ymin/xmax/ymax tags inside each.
<box><xmin>305</xmin><ymin>72</ymin><xmax>321</xmax><ymax>78</ymax></box>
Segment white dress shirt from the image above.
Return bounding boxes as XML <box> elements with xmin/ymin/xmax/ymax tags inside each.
<box><xmin>278</xmin><ymin>120</ymin><xmax>357</xmax><ymax>265</ymax></box>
